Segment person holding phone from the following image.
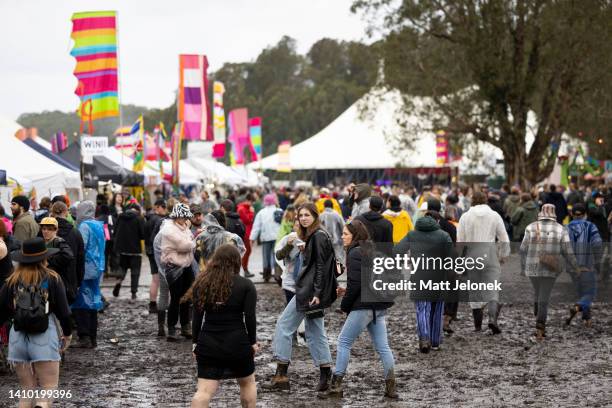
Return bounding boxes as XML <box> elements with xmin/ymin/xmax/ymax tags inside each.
<box><xmin>266</xmin><ymin>203</ymin><xmax>337</xmax><ymax>393</ymax></box>
<box><xmin>188</xmin><ymin>244</ymin><xmax>258</xmax><ymax>408</ymax></box>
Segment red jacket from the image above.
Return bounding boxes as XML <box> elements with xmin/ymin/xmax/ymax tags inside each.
<box><xmin>237</xmin><ymin>202</ymin><xmax>255</xmax><ymax>239</ymax></box>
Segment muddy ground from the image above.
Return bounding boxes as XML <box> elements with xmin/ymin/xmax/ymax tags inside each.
<box><xmin>2</xmin><ymin>263</ymin><xmax>612</xmax><ymax>407</ymax></box>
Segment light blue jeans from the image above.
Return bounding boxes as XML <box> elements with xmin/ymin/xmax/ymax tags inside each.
<box><xmin>272</xmin><ymin>296</ymin><xmax>332</xmax><ymax>366</ymax></box>
<box><xmin>334</xmin><ymin>309</ymin><xmax>395</xmax><ymax>378</ymax></box>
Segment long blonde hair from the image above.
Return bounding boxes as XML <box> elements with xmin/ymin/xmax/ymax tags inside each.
<box><xmin>6</xmin><ymin>261</ymin><xmax>60</xmax><ymax>288</ymax></box>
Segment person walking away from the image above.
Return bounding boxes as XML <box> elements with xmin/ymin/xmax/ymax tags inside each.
<box><xmin>520</xmin><ymin>204</ymin><xmax>581</xmax><ymax>340</ymax></box>
<box><xmin>159</xmin><ymin>203</ymin><xmax>196</xmax><ymax>341</ymax></box>
<box><xmin>544</xmin><ymin>184</ymin><xmax>569</xmax><ymax>224</ymax></box>
<box><xmin>503</xmin><ymin>187</ymin><xmax>521</xmax><ymax>220</ymax></box>
<box><xmin>51</xmin><ymin>201</ymin><xmax>85</xmax><ymax>288</ymax></box>
<box><xmin>319</xmin><ymin>200</ymin><xmax>346</xmax><ymax>265</ymax></box>
<box><xmin>566</xmin><ymin>203</ymin><xmax>603</xmax><ymax>327</ymax></box>
<box><xmin>266</xmin><ymin>203</ymin><xmax>337</xmax><ymax>393</ymax></box>
<box><xmin>220</xmin><ymin>199</ymin><xmax>247</xmax><ymax>241</ymax></box>
<box><xmin>237</xmin><ymin>194</ymin><xmax>255</xmax><ymax>278</ymax></box>
<box><xmin>145</xmin><ymin>200</ymin><xmax>167</xmax><ymax>314</ymax></box>
<box><xmin>457</xmin><ymin>192</ymin><xmax>510</xmax><ymax>334</ymax></box>
<box><xmin>34</xmin><ymin>197</ymin><xmax>52</xmax><ymax>223</ymax></box>
<box><xmin>11</xmin><ymin>195</ymin><xmax>39</xmax><ymax>243</ymax></box>
<box><xmin>315</xmin><ymin>188</ymin><xmax>342</xmax><ymax>216</ymax></box>
<box><xmin>40</xmin><ymin>217</ymin><xmax>78</xmax><ymax>305</ymax></box>
<box><xmin>70</xmin><ymin>201</ymin><xmax>105</xmax><ymax>349</ymax></box>
<box><xmin>396</xmin><ymin>214</ymin><xmax>454</xmax><ymax>353</ymax></box>
<box><xmin>112</xmin><ymin>203</ymin><xmax>145</xmax><ymax>300</ymax></box>
<box><xmin>510</xmin><ymin>194</ymin><xmax>538</xmax><ymax>242</ymax></box>
<box><xmin>383</xmin><ymin>195</ymin><xmax>414</xmax><ymax>244</ymax></box>
<box><xmin>355</xmin><ymin>196</ymin><xmax>393</xmax><ymax>246</ymax></box>
<box><xmin>249</xmin><ymin>194</ymin><xmax>281</xmax><ymax>283</ymax></box>
<box><xmin>0</xmin><ymin>238</ymin><xmax>73</xmax><ymax>408</ymax></box>
<box><xmin>194</xmin><ymin>212</ymin><xmax>246</xmax><ymax>267</ymax></box>
<box><xmin>187</xmin><ymin>245</ymin><xmax>258</xmax><ymax>408</ymax></box>
<box><xmin>324</xmin><ymin>220</ymin><xmax>397</xmax><ymax>400</ymax></box>
<box><xmin>587</xmin><ymin>192</ymin><xmax>610</xmax><ymax>282</ymax></box>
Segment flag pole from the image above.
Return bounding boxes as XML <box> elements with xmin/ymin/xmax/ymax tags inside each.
<box><xmin>115</xmin><ymin>10</ymin><xmax>125</xmax><ymax>170</ymax></box>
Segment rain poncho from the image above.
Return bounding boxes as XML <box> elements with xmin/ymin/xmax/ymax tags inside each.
<box><xmin>195</xmin><ymin>214</ymin><xmax>246</xmax><ymax>268</ymax></box>
<box><xmin>72</xmin><ymin>201</ymin><xmax>105</xmax><ymax>311</ymax></box>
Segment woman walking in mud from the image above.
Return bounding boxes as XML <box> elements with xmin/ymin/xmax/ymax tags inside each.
<box><xmin>323</xmin><ymin>220</ymin><xmax>398</xmax><ymax>400</ymax></box>
<box><xmin>266</xmin><ymin>203</ymin><xmax>337</xmax><ymax>393</ymax></box>
<box><xmin>188</xmin><ymin>244</ymin><xmax>258</xmax><ymax>408</ymax></box>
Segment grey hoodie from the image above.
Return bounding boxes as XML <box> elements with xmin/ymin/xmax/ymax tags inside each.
<box><xmin>76</xmin><ymin>201</ymin><xmax>95</xmax><ymax>225</ymax></box>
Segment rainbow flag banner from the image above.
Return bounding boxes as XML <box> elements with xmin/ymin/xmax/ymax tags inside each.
<box><xmin>228</xmin><ymin>108</ymin><xmax>249</xmax><ymax>165</ymax></box>
<box><xmin>249</xmin><ymin>117</ymin><xmax>262</xmax><ymax>162</ymax></box>
<box><xmin>178</xmin><ymin>55</ymin><xmax>212</xmax><ymax>141</ymax></box>
<box><xmin>70</xmin><ymin>11</ymin><xmax>119</xmax><ymax>122</ymax></box>
<box><xmin>277</xmin><ymin>140</ymin><xmax>291</xmax><ymax>173</ymax></box>
<box><xmin>212</xmin><ymin>81</ymin><xmax>226</xmax><ymax>158</ymax></box>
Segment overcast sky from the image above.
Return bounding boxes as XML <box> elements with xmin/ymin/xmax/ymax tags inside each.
<box><xmin>0</xmin><ymin>0</ymin><xmax>369</xmax><ymax>120</ymax></box>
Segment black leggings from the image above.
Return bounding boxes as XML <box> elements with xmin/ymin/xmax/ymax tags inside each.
<box><xmin>167</xmin><ymin>268</ymin><xmax>194</xmax><ymax>329</ymax></box>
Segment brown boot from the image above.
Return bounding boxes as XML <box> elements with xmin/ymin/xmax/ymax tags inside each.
<box><xmin>443</xmin><ymin>315</ymin><xmax>454</xmax><ymax>334</ymax></box>
<box><xmin>384</xmin><ymin>369</ymin><xmax>399</xmax><ymax>399</ymax></box>
<box><xmin>263</xmin><ymin>363</ymin><xmax>290</xmax><ymax>391</ymax></box>
<box><xmin>535</xmin><ymin>322</ymin><xmax>545</xmax><ymax>341</ymax></box>
<box><xmin>320</xmin><ymin>374</ymin><xmax>343</xmax><ymax>399</ymax></box>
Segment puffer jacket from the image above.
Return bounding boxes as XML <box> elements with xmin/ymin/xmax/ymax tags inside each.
<box><xmin>295</xmin><ymin>228</ymin><xmax>337</xmax><ymax>312</ymax></box>
<box><xmin>383</xmin><ymin>208</ymin><xmax>414</xmax><ymax>243</ymax></box>
<box><xmin>160</xmin><ymin>220</ymin><xmax>196</xmax><ymax>268</ymax></box>
<box><xmin>249</xmin><ymin>205</ymin><xmax>281</xmax><ymax>242</ymax></box>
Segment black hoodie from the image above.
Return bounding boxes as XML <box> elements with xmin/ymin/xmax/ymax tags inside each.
<box><xmin>114</xmin><ymin>209</ymin><xmax>145</xmax><ymax>254</ymax></box>
<box><xmin>225</xmin><ymin>211</ymin><xmax>246</xmax><ymax>240</ymax></box>
<box><xmin>355</xmin><ymin>211</ymin><xmax>393</xmax><ymax>244</ymax></box>
<box><xmin>56</xmin><ymin>217</ymin><xmax>85</xmax><ymax>286</ymax></box>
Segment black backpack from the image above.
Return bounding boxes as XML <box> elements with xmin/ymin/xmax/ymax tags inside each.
<box><xmin>273</xmin><ymin>209</ymin><xmax>284</xmax><ymax>224</ymax></box>
<box><xmin>13</xmin><ymin>280</ymin><xmax>49</xmax><ymax>334</ymax></box>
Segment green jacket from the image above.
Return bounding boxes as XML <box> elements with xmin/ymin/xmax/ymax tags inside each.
<box><xmin>510</xmin><ymin>201</ymin><xmax>538</xmax><ymax>241</ymax></box>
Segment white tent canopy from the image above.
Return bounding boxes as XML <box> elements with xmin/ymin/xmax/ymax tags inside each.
<box><xmin>0</xmin><ymin>115</ymin><xmax>81</xmax><ymax>196</ymax></box>
<box><xmin>187</xmin><ymin>158</ymin><xmax>249</xmax><ymax>186</ymax></box>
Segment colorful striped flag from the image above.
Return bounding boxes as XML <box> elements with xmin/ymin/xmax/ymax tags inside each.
<box><xmin>277</xmin><ymin>141</ymin><xmax>291</xmax><ymax>173</ymax></box>
<box><xmin>228</xmin><ymin>108</ymin><xmax>249</xmax><ymax>165</ymax></box>
<box><xmin>70</xmin><ymin>11</ymin><xmax>119</xmax><ymax>125</ymax></box>
<box><xmin>178</xmin><ymin>55</ymin><xmax>213</xmax><ymax>141</ymax></box>
<box><xmin>51</xmin><ymin>132</ymin><xmax>68</xmax><ymax>154</ymax></box>
<box><xmin>212</xmin><ymin>81</ymin><xmax>226</xmax><ymax>158</ymax></box>
<box><xmin>249</xmin><ymin>117</ymin><xmax>262</xmax><ymax>162</ymax></box>
<box><xmin>131</xmin><ymin>116</ymin><xmax>145</xmax><ymax>172</ymax></box>
<box><xmin>171</xmin><ymin>123</ymin><xmax>183</xmax><ymax>185</ymax></box>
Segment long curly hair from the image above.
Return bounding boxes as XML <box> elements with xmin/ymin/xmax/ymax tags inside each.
<box><xmin>183</xmin><ymin>244</ymin><xmax>241</xmax><ymax>310</ymax></box>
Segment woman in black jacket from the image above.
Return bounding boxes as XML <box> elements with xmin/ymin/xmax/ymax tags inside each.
<box><xmin>266</xmin><ymin>203</ymin><xmax>336</xmax><ymax>393</ymax></box>
<box><xmin>324</xmin><ymin>220</ymin><xmax>398</xmax><ymax>400</ymax></box>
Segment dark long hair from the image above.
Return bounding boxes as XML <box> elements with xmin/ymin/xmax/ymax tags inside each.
<box><xmin>297</xmin><ymin>202</ymin><xmax>321</xmax><ymax>241</ymax></box>
<box><xmin>184</xmin><ymin>244</ymin><xmax>241</xmax><ymax>310</ymax></box>
<box><xmin>345</xmin><ymin>219</ymin><xmax>374</xmax><ymax>259</ymax></box>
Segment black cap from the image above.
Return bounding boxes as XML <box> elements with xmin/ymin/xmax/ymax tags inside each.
<box><xmin>572</xmin><ymin>203</ymin><xmax>586</xmax><ymax>216</ymax></box>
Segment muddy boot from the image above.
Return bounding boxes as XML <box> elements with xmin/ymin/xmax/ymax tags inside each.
<box><xmin>166</xmin><ymin>327</ymin><xmax>179</xmax><ymax>342</ymax></box>
<box><xmin>418</xmin><ymin>339</ymin><xmax>431</xmax><ymax>354</ymax></box>
<box><xmin>181</xmin><ymin>323</ymin><xmax>192</xmax><ymax>339</ymax></box>
<box><xmin>488</xmin><ymin>304</ymin><xmax>502</xmax><ymax>335</ymax></box>
<box><xmin>320</xmin><ymin>374</ymin><xmax>344</xmax><ymax>399</ymax></box>
<box><xmin>112</xmin><ymin>282</ymin><xmax>121</xmax><ymax>298</ymax></box>
<box><xmin>263</xmin><ymin>362</ymin><xmax>290</xmax><ymax>391</ymax></box>
<box><xmin>384</xmin><ymin>369</ymin><xmax>399</xmax><ymax>399</ymax></box>
<box><xmin>71</xmin><ymin>336</ymin><xmax>93</xmax><ymax>349</ymax></box>
<box><xmin>443</xmin><ymin>315</ymin><xmax>454</xmax><ymax>334</ymax></box>
<box><xmin>535</xmin><ymin>322</ymin><xmax>545</xmax><ymax>341</ymax></box>
<box><xmin>149</xmin><ymin>301</ymin><xmax>158</xmax><ymax>314</ymax></box>
<box><xmin>317</xmin><ymin>366</ymin><xmax>332</xmax><ymax>392</ymax></box>
<box><xmin>565</xmin><ymin>304</ymin><xmax>580</xmax><ymax>326</ymax></box>
<box><xmin>261</xmin><ymin>267</ymin><xmax>272</xmax><ymax>283</ymax></box>
<box><xmin>472</xmin><ymin>308</ymin><xmax>483</xmax><ymax>331</ymax></box>
<box><xmin>157</xmin><ymin>311</ymin><xmax>166</xmax><ymax>337</ymax></box>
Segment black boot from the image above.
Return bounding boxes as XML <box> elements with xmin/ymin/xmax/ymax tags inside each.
<box><xmin>418</xmin><ymin>339</ymin><xmax>431</xmax><ymax>354</ymax></box>
<box><xmin>488</xmin><ymin>304</ymin><xmax>503</xmax><ymax>335</ymax></box>
<box><xmin>472</xmin><ymin>308</ymin><xmax>483</xmax><ymax>331</ymax></box>
<box><xmin>261</xmin><ymin>267</ymin><xmax>272</xmax><ymax>283</ymax></box>
<box><xmin>263</xmin><ymin>362</ymin><xmax>290</xmax><ymax>390</ymax></box>
<box><xmin>384</xmin><ymin>369</ymin><xmax>399</xmax><ymax>399</ymax></box>
<box><xmin>321</xmin><ymin>374</ymin><xmax>344</xmax><ymax>399</ymax></box>
<box><xmin>181</xmin><ymin>323</ymin><xmax>192</xmax><ymax>339</ymax></box>
<box><xmin>112</xmin><ymin>282</ymin><xmax>121</xmax><ymax>298</ymax></box>
<box><xmin>149</xmin><ymin>301</ymin><xmax>158</xmax><ymax>314</ymax></box>
<box><xmin>166</xmin><ymin>327</ymin><xmax>179</xmax><ymax>342</ymax></box>
<box><xmin>157</xmin><ymin>311</ymin><xmax>166</xmax><ymax>337</ymax></box>
<box><xmin>71</xmin><ymin>336</ymin><xmax>93</xmax><ymax>349</ymax></box>
<box><xmin>317</xmin><ymin>366</ymin><xmax>332</xmax><ymax>392</ymax></box>
<box><xmin>533</xmin><ymin>302</ymin><xmax>539</xmax><ymax>317</ymax></box>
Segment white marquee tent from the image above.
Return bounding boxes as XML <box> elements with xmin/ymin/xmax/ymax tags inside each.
<box><xmin>0</xmin><ymin>116</ymin><xmax>81</xmax><ymax>197</ymax></box>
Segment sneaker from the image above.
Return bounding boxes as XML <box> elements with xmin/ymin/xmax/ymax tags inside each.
<box><xmin>112</xmin><ymin>283</ymin><xmax>121</xmax><ymax>298</ymax></box>
<box><xmin>244</xmin><ymin>270</ymin><xmax>255</xmax><ymax>278</ymax></box>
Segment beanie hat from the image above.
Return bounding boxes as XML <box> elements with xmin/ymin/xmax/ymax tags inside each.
<box><xmin>538</xmin><ymin>203</ymin><xmax>557</xmax><ymax>220</ymax></box>
<box><xmin>264</xmin><ymin>193</ymin><xmax>277</xmax><ymax>206</ymax></box>
<box><xmin>169</xmin><ymin>203</ymin><xmax>193</xmax><ymax>219</ymax></box>
<box><xmin>11</xmin><ymin>195</ymin><xmax>30</xmax><ymax>211</ymax></box>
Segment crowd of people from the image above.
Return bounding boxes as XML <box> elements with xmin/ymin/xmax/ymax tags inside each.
<box><xmin>0</xmin><ymin>180</ymin><xmax>611</xmax><ymax>406</ymax></box>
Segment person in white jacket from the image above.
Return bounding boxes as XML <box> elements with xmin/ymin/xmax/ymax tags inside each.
<box><xmin>249</xmin><ymin>194</ymin><xmax>281</xmax><ymax>282</ymax></box>
<box><xmin>457</xmin><ymin>191</ymin><xmax>510</xmax><ymax>334</ymax></box>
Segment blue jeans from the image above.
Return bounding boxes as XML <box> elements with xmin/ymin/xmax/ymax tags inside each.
<box><xmin>415</xmin><ymin>301</ymin><xmax>444</xmax><ymax>347</ymax></box>
<box><xmin>334</xmin><ymin>309</ymin><xmax>395</xmax><ymax>378</ymax></box>
<box><xmin>262</xmin><ymin>240</ymin><xmax>276</xmax><ymax>270</ymax></box>
<box><xmin>272</xmin><ymin>296</ymin><xmax>332</xmax><ymax>366</ymax></box>
<box><xmin>571</xmin><ymin>270</ymin><xmax>597</xmax><ymax>320</ymax></box>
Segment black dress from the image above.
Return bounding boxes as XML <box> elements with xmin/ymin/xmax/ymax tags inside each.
<box><xmin>192</xmin><ymin>275</ymin><xmax>257</xmax><ymax>380</ymax></box>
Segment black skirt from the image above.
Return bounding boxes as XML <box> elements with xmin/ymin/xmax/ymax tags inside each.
<box><xmin>196</xmin><ymin>355</ymin><xmax>254</xmax><ymax>380</ymax></box>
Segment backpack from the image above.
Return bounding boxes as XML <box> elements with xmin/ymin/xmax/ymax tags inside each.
<box><xmin>273</xmin><ymin>208</ymin><xmax>284</xmax><ymax>224</ymax></box>
<box><xmin>13</xmin><ymin>279</ymin><xmax>49</xmax><ymax>334</ymax></box>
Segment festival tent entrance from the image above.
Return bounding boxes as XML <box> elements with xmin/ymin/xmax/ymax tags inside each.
<box><xmin>0</xmin><ymin>116</ymin><xmax>81</xmax><ymax>197</ymax></box>
<box><xmin>58</xmin><ymin>143</ymin><xmax>144</xmax><ymax>187</ymax></box>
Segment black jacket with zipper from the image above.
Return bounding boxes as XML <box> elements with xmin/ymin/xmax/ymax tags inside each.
<box><xmin>114</xmin><ymin>209</ymin><xmax>145</xmax><ymax>254</ymax></box>
<box><xmin>46</xmin><ymin>236</ymin><xmax>77</xmax><ymax>304</ymax></box>
<box><xmin>355</xmin><ymin>211</ymin><xmax>393</xmax><ymax>245</ymax></box>
<box><xmin>56</xmin><ymin>217</ymin><xmax>85</xmax><ymax>286</ymax></box>
<box><xmin>295</xmin><ymin>228</ymin><xmax>337</xmax><ymax>312</ymax></box>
